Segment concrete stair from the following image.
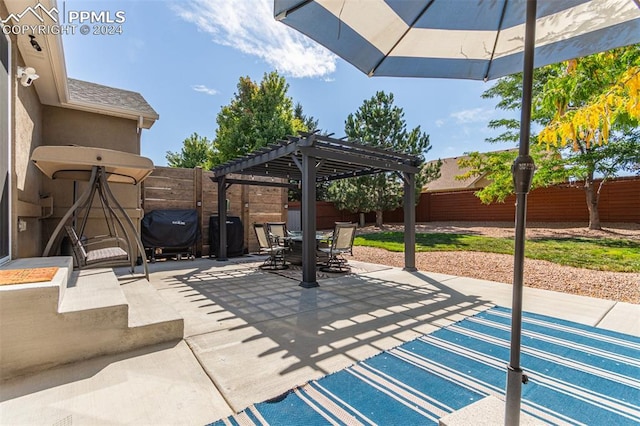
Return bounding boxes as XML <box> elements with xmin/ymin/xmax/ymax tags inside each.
<box><xmin>0</xmin><ymin>257</ymin><xmax>183</xmax><ymax>381</ymax></box>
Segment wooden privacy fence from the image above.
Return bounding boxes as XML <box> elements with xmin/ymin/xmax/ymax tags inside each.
<box><xmin>290</xmin><ymin>177</ymin><xmax>639</xmax><ymax>226</ymax></box>
<box><xmin>424</xmin><ymin>176</ymin><xmax>638</xmax><ymax>223</ymax></box>
<box><xmin>143</xmin><ymin>170</ymin><xmax>636</xmax><ymax>256</ymax></box>
<box><xmin>141</xmin><ymin>167</ymin><xmax>287</xmax><ymax>255</ymax></box>
<box><xmin>287</xmin><ymin>201</ymin><xmax>361</xmax><ymax>230</ymax></box>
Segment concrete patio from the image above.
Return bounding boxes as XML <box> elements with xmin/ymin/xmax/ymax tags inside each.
<box><xmin>1</xmin><ymin>256</ymin><xmax>637</xmax><ymax>425</ymax></box>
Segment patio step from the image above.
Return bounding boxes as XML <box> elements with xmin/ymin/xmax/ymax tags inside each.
<box><xmin>59</xmin><ymin>269</ymin><xmax>128</xmax><ymax>321</ymax></box>
<box><xmin>0</xmin><ymin>256</ymin><xmax>183</xmax><ymax>380</ymax></box>
<box><xmin>120</xmin><ymin>279</ymin><xmax>184</xmax><ymax>345</ymax></box>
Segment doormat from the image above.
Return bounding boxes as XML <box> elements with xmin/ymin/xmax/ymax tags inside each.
<box><xmin>0</xmin><ymin>267</ymin><xmax>59</xmax><ymax>285</ymax></box>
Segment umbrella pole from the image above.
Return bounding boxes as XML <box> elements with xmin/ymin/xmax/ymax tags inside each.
<box><xmin>505</xmin><ymin>1</ymin><xmax>537</xmax><ymax>425</ymax></box>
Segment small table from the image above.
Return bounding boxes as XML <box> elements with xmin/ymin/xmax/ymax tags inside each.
<box><xmin>286</xmin><ymin>231</ymin><xmax>332</xmax><ymax>265</ymax></box>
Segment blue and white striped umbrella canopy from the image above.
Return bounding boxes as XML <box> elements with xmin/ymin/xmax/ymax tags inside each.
<box><xmin>275</xmin><ymin>0</ymin><xmax>640</xmax><ymax>81</ymax></box>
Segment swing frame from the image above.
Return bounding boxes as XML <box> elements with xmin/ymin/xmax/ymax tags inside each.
<box><xmin>40</xmin><ymin>165</ymin><xmax>149</xmax><ymax>279</ymax></box>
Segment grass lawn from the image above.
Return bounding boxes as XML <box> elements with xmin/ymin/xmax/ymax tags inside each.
<box><xmin>354</xmin><ymin>232</ymin><xmax>640</xmax><ymax>273</ymax></box>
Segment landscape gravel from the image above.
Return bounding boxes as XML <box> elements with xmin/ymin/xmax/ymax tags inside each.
<box><xmin>352</xmin><ymin>222</ymin><xmax>640</xmax><ymax>304</ymax></box>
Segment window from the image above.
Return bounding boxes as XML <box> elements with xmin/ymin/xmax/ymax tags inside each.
<box><xmin>0</xmin><ymin>34</ymin><xmax>10</xmax><ymax>263</ymax></box>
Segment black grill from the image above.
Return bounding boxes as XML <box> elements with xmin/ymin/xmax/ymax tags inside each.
<box><xmin>209</xmin><ymin>216</ymin><xmax>244</xmax><ymax>258</ymax></box>
<box><xmin>141</xmin><ymin>209</ymin><xmax>199</xmax><ymax>261</ymax></box>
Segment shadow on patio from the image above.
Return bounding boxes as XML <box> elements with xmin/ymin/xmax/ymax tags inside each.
<box><xmin>144</xmin><ymin>257</ymin><xmax>493</xmax><ymax>411</ymax></box>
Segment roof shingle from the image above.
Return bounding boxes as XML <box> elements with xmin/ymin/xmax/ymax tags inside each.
<box><xmin>67</xmin><ymin>78</ymin><xmax>158</xmax><ymax>119</ymax></box>
<box><xmin>423</xmin><ymin>156</ymin><xmax>479</xmax><ymax>192</ymax></box>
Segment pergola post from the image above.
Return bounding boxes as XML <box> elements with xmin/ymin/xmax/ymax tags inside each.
<box><xmin>217</xmin><ymin>175</ymin><xmax>228</xmax><ymax>261</ymax></box>
<box><xmin>300</xmin><ymin>151</ymin><xmax>318</xmax><ymax>288</ymax></box>
<box><xmin>403</xmin><ymin>172</ymin><xmax>417</xmax><ymax>272</ymax></box>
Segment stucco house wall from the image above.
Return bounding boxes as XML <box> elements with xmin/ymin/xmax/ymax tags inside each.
<box><xmin>43</xmin><ymin>106</ymin><xmax>139</xmax><ymax>153</ymax></box>
<box><xmin>9</xmin><ymin>30</ymin><xmax>44</xmax><ymax>258</ymax></box>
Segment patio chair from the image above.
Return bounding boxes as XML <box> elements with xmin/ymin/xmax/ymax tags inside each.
<box><xmin>254</xmin><ymin>223</ymin><xmax>288</xmax><ymax>270</ymax></box>
<box><xmin>319</xmin><ymin>223</ymin><xmax>357</xmax><ymax>273</ymax></box>
<box><xmin>266</xmin><ymin>222</ymin><xmax>291</xmax><ymax>249</ymax></box>
<box><xmin>329</xmin><ymin>222</ymin><xmax>356</xmax><ymax>254</ymax></box>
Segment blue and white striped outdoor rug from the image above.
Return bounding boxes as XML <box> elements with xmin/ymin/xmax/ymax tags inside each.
<box><xmin>211</xmin><ymin>306</ymin><xmax>640</xmax><ymax>425</ymax></box>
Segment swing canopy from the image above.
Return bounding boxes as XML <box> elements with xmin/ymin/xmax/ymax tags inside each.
<box><xmin>31</xmin><ymin>145</ymin><xmax>154</xmax><ymax>184</ymax></box>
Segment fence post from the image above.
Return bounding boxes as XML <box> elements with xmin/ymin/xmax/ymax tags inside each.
<box><xmin>195</xmin><ymin>167</ymin><xmax>203</xmax><ymax>257</ymax></box>
<box><xmin>241</xmin><ymin>180</ymin><xmax>250</xmax><ymax>253</ymax></box>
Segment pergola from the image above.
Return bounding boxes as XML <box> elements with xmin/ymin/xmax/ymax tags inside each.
<box><xmin>210</xmin><ymin>133</ymin><xmax>423</xmax><ymax>288</ymax></box>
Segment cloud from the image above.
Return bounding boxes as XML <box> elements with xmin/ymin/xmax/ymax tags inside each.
<box><xmin>450</xmin><ymin>108</ymin><xmax>494</xmax><ymax>124</ymax></box>
<box><xmin>172</xmin><ymin>0</ymin><xmax>337</xmax><ymax>79</ymax></box>
<box><xmin>435</xmin><ymin>119</ymin><xmax>445</xmax><ymax>128</ymax></box>
<box><xmin>192</xmin><ymin>84</ymin><xmax>219</xmax><ymax>96</ymax></box>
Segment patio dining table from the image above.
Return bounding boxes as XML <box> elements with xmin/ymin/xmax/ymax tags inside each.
<box><xmin>285</xmin><ymin>230</ymin><xmax>332</xmax><ymax>266</ymax></box>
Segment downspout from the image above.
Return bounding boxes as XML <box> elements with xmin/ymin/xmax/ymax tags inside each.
<box><xmin>135</xmin><ymin>115</ymin><xmax>144</xmax><ymax>252</ymax></box>
<box><xmin>137</xmin><ymin>116</ymin><xmax>143</xmax><ymax>154</ymax></box>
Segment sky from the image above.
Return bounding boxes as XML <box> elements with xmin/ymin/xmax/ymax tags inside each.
<box><xmin>60</xmin><ymin>0</ymin><xmax>519</xmax><ymax>167</ymax></box>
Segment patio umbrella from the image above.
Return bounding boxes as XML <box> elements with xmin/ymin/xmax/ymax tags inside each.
<box><xmin>273</xmin><ymin>0</ymin><xmax>640</xmax><ymax>424</ymax></box>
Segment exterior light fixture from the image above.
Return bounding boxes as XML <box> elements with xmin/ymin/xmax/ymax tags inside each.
<box><xmin>16</xmin><ymin>66</ymin><xmax>39</xmax><ymax>87</ymax></box>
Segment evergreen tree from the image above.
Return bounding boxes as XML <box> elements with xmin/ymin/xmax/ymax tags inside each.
<box><xmin>327</xmin><ymin>91</ymin><xmax>440</xmax><ymax>227</ymax></box>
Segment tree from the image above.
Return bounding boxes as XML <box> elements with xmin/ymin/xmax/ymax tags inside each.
<box><xmin>327</xmin><ymin>91</ymin><xmax>440</xmax><ymax>227</ymax></box>
<box><xmin>166</xmin><ymin>133</ymin><xmax>213</xmax><ymax>169</ymax></box>
<box><xmin>294</xmin><ymin>102</ymin><xmax>319</xmax><ymax>132</ymax></box>
<box><xmin>212</xmin><ymin>71</ymin><xmax>310</xmax><ymax>165</ymax></box>
<box><xmin>459</xmin><ymin>45</ymin><xmax>640</xmax><ymax>230</ymax></box>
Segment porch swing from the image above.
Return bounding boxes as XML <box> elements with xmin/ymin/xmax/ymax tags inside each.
<box><xmin>31</xmin><ymin>145</ymin><xmax>154</xmax><ymax>280</ymax></box>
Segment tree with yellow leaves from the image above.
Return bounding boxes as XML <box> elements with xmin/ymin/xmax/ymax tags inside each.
<box><xmin>460</xmin><ymin>45</ymin><xmax>639</xmax><ymax>230</ymax></box>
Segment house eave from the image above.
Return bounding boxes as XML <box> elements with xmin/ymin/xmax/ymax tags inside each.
<box><xmin>60</xmin><ymin>99</ymin><xmax>158</xmax><ymax>129</ymax></box>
